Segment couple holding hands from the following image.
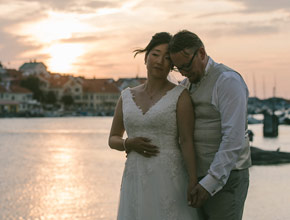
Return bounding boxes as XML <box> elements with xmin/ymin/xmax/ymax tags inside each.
<box><xmin>109</xmin><ymin>30</ymin><xmax>251</xmax><ymax>220</ymax></box>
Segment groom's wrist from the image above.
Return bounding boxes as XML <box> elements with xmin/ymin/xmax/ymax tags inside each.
<box><xmin>199</xmin><ymin>174</ymin><xmax>223</xmax><ymax>196</ymax></box>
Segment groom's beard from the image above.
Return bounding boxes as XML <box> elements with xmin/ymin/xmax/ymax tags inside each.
<box><xmin>187</xmin><ymin>70</ymin><xmax>205</xmax><ymax>84</ymax></box>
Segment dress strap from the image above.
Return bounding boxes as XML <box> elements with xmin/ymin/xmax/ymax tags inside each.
<box><xmin>170</xmin><ymin>85</ymin><xmax>186</xmax><ymax>102</ymax></box>
<box><xmin>121</xmin><ymin>87</ymin><xmax>131</xmax><ymax>102</ymax></box>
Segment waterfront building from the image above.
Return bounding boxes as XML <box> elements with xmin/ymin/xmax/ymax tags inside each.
<box><xmin>0</xmin><ymin>84</ymin><xmax>38</xmax><ymax>114</ymax></box>
<box><xmin>82</xmin><ymin>78</ymin><xmax>120</xmax><ymax>114</ymax></box>
<box><xmin>36</xmin><ymin>73</ymin><xmax>83</xmax><ymax>104</ymax></box>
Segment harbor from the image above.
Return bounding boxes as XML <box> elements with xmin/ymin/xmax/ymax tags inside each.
<box><xmin>0</xmin><ymin>117</ymin><xmax>290</xmax><ymax>220</ymax></box>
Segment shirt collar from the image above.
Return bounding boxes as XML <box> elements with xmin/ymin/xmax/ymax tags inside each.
<box><xmin>205</xmin><ymin>56</ymin><xmax>213</xmax><ymax>76</ymax></box>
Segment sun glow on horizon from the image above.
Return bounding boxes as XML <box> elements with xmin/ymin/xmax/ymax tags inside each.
<box><xmin>7</xmin><ymin>11</ymin><xmax>96</xmax><ymax>73</ymax></box>
<box><xmin>15</xmin><ymin>11</ymin><xmax>95</xmax><ymax>43</ymax></box>
<box><xmin>45</xmin><ymin>43</ymin><xmax>85</xmax><ymax>73</ymax></box>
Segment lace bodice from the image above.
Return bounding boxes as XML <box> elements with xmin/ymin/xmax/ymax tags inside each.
<box><xmin>122</xmin><ymin>85</ymin><xmax>185</xmax><ymax>151</ymax></box>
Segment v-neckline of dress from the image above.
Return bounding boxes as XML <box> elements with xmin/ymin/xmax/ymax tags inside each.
<box><xmin>129</xmin><ymin>85</ymin><xmax>178</xmax><ymax>116</ymax></box>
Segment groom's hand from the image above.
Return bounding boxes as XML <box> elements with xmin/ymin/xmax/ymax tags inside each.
<box><xmin>190</xmin><ymin>184</ymin><xmax>210</xmax><ymax>208</ymax></box>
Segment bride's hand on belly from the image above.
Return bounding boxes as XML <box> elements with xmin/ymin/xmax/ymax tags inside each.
<box><xmin>126</xmin><ymin>137</ymin><xmax>160</xmax><ymax>157</ymax></box>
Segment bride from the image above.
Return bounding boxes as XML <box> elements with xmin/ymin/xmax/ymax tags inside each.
<box><xmin>108</xmin><ymin>32</ymin><xmax>201</xmax><ymax>220</ymax></box>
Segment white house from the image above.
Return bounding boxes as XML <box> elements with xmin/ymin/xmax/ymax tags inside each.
<box><xmin>0</xmin><ymin>84</ymin><xmax>37</xmax><ymax>113</ymax></box>
<box><xmin>19</xmin><ymin>61</ymin><xmax>49</xmax><ymax>76</ymax></box>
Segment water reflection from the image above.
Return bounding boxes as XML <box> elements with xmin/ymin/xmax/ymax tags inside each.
<box><xmin>31</xmin><ymin>135</ymin><xmax>89</xmax><ymax>219</ymax></box>
<box><xmin>2</xmin><ymin>117</ymin><xmax>123</xmax><ymax>220</ymax></box>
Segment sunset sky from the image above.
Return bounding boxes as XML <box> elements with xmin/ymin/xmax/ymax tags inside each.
<box><xmin>0</xmin><ymin>0</ymin><xmax>290</xmax><ymax>98</ymax></box>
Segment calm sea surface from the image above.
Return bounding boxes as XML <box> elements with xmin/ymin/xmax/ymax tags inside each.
<box><xmin>0</xmin><ymin>117</ymin><xmax>289</xmax><ymax>220</ymax></box>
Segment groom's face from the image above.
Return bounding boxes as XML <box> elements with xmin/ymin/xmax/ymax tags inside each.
<box><xmin>170</xmin><ymin>48</ymin><xmax>204</xmax><ymax>83</ymax></box>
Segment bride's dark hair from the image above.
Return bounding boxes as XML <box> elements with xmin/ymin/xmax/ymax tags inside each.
<box><xmin>133</xmin><ymin>32</ymin><xmax>173</xmax><ymax>69</ymax></box>
<box><xmin>133</xmin><ymin>32</ymin><xmax>172</xmax><ymax>57</ymax></box>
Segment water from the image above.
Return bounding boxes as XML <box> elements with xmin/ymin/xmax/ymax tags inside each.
<box><xmin>0</xmin><ymin>118</ymin><xmax>289</xmax><ymax>220</ymax></box>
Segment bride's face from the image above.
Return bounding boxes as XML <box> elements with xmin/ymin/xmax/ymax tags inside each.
<box><xmin>145</xmin><ymin>44</ymin><xmax>171</xmax><ymax>79</ymax></box>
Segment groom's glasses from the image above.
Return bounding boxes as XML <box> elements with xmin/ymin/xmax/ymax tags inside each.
<box><xmin>173</xmin><ymin>48</ymin><xmax>199</xmax><ymax>72</ymax></box>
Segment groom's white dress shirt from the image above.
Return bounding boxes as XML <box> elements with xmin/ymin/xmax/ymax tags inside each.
<box><xmin>188</xmin><ymin>57</ymin><xmax>249</xmax><ymax>195</ymax></box>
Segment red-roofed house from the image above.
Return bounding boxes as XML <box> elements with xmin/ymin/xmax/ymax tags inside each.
<box><xmin>82</xmin><ymin>78</ymin><xmax>120</xmax><ymax>113</ymax></box>
<box><xmin>36</xmin><ymin>73</ymin><xmax>83</xmax><ymax>104</ymax></box>
<box><xmin>49</xmin><ymin>74</ymin><xmax>82</xmax><ymax>99</ymax></box>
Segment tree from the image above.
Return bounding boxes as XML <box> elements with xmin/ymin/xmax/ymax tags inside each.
<box><xmin>20</xmin><ymin>76</ymin><xmax>43</xmax><ymax>101</ymax></box>
<box><xmin>44</xmin><ymin>91</ymin><xmax>57</xmax><ymax>105</ymax></box>
<box><xmin>61</xmin><ymin>95</ymin><xmax>74</xmax><ymax>107</ymax></box>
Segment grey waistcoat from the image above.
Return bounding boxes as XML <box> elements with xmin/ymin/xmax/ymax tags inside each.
<box><xmin>183</xmin><ymin>63</ymin><xmax>251</xmax><ymax>177</ymax></box>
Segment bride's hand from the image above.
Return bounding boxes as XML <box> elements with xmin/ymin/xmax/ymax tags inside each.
<box><xmin>126</xmin><ymin>137</ymin><xmax>159</xmax><ymax>157</ymax></box>
<box><xmin>187</xmin><ymin>180</ymin><xmax>197</xmax><ymax>207</ymax></box>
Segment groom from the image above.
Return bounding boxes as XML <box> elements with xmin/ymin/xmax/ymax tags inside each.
<box><xmin>169</xmin><ymin>30</ymin><xmax>251</xmax><ymax>220</ymax></box>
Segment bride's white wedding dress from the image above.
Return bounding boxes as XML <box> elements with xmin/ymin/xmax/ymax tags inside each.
<box><xmin>117</xmin><ymin>85</ymin><xmax>199</xmax><ymax>220</ymax></box>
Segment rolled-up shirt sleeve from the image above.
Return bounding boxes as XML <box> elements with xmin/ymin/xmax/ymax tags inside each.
<box><xmin>199</xmin><ymin>71</ymin><xmax>248</xmax><ymax>195</ymax></box>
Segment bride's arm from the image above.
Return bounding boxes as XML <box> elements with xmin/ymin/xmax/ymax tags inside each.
<box><xmin>108</xmin><ymin>97</ymin><xmax>159</xmax><ymax>157</ymax></box>
<box><xmin>176</xmin><ymin>89</ymin><xmax>198</xmax><ymax>203</ymax></box>
<box><xmin>108</xmin><ymin>97</ymin><xmax>126</xmax><ymax>151</ymax></box>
